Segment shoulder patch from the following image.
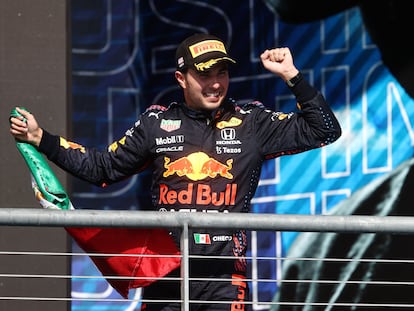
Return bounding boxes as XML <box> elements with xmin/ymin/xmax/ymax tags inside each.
<box><xmin>145</xmin><ymin>104</ymin><xmax>167</xmax><ymax>113</ymax></box>
<box><xmin>242</xmin><ymin>101</ymin><xmax>265</xmax><ymax>109</ymax></box>
<box><xmin>145</xmin><ymin>104</ymin><xmax>168</xmax><ymax>119</ymax></box>
<box><xmin>235</xmin><ymin>100</ymin><xmax>265</xmax><ymax>113</ymax></box>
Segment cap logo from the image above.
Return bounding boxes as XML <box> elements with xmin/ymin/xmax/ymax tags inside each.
<box><xmin>195</xmin><ymin>57</ymin><xmax>234</xmax><ymax>72</ymax></box>
<box><xmin>189</xmin><ymin>39</ymin><xmax>227</xmax><ymax>58</ymax></box>
<box><xmin>177</xmin><ymin>56</ymin><xmax>185</xmax><ymax>68</ymax></box>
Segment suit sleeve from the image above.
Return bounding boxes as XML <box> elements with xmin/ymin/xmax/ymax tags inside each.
<box><xmin>38</xmin><ymin>116</ymin><xmax>152</xmax><ymax>187</ymax></box>
<box><xmin>254</xmin><ymin>78</ymin><xmax>341</xmax><ymax>159</ymax></box>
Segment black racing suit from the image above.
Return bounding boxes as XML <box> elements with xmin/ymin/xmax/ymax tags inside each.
<box><xmin>38</xmin><ymin>78</ymin><xmax>341</xmax><ymax>310</ymax></box>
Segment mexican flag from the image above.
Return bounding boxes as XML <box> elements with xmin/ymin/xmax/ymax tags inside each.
<box><xmin>194</xmin><ymin>233</ymin><xmax>211</xmax><ymax>244</ymax></box>
<box><xmin>65</xmin><ymin>226</ymin><xmax>180</xmax><ymax>298</ymax></box>
<box><xmin>12</xmin><ymin>108</ymin><xmax>181</xmax><ymax>299</ymax></box>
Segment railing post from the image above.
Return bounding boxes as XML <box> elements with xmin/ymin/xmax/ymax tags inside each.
<box><xmin>181</xmin><ymin>221</ymin><xmax>189</xmax><ymax>311</ymax></box>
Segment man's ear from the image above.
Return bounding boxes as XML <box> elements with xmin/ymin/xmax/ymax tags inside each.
<box><xmin>175</xmin><ymin>71</ymin><xmax>186</xmax><ymax>88</ymax></box>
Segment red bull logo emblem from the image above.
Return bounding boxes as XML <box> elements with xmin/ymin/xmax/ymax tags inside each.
<box><xmin>60</xmin><ymin>137</ymin><xmax>86</xmax><ymax>153</ymax></box>
<box><xmin>163</xmin><ymin>152</ymin><xmax>233</xmax><ymax>181</ymax></box>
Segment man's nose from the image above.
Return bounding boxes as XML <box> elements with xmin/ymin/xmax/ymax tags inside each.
<box><xmin>210</xmin><ymin>80</ymin><xmax>221</xmax><ymax>89</ymax></box>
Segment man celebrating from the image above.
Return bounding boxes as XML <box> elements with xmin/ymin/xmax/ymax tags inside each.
<box><xmin>10</xmin><ymin>33</ymin><xmax>341</xmax><ymax>310</ymax></box>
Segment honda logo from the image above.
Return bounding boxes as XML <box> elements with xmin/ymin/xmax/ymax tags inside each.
<box><xmin>221</xmin><ymin>128</ymin><xmax>236</xmax><ymax>140</ymax></box>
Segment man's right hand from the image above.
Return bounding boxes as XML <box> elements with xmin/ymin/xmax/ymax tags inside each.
<box><xmin>9</xmin><ymin>107</ymin><xmax>43</xmax><ymax>147</ymax></box>
<box><xmin>260</xmin><ymin>47</ymin><xmax>299</xmax><ymax>82</ymax></box>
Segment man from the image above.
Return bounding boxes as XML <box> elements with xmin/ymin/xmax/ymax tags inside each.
<box><xmin>10</xmin><ymin>33</ymin><xmax>341</xmax><ymax>310</ymax></box>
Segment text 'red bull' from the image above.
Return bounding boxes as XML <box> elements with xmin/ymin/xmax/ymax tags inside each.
<box><xmin>159</xmin><ymin>183</ymin><xmax>237</xmax><ymax>206</ymax></box>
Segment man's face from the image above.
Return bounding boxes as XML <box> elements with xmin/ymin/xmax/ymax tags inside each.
<box><xmin>175</xmin><ymin>63</ymin><xmax>229</xmax><ymax>111</ymax></box>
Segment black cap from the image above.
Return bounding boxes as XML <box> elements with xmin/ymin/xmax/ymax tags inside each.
<box><xmin>175</xmin><ymin>33</ymin><xmax>236</xmax><ymax>72</ymax></box>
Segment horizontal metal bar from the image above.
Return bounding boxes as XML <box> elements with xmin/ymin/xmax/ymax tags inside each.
<box><xmin>1</xmin><ymin>208</ymin><xmax>414</xmax><ymax>233</ymax></box>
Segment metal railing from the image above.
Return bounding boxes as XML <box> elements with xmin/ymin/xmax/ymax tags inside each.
<box><xmin>2</xmin><ymin>208</ymin><xmax>414</xmax><ymax>310</ymax></box>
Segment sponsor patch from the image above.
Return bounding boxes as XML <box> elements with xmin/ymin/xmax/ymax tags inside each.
<box><xmin>160</xmin><ymin>119</ymin><xmax>181</xmax><ymax>132</ymax></box>
<box><xmin>155</xmin><ymin>135</ymin><xmax>184</xmax><ymax>145</ymax></box>
<box><xmin>159</xmin><ymin>183</ymin><xmax>237</xmax><ymax>206</ymax></box>
<box><xmin>216</xmin><ymin>117</ymin><xmax>242</xmax><ymax>129</ymax></box>
<box><xmin>163</xmin><ymin>152</ymin><xmax>233</xmax><ymax>180</ymax></box>
<box><xmin>189</xmin><ymin>40</ymin><xmax>227</xmax><ymax>58</ymax></box>
<box><xmin>108</xmin><ymin>136</ymin><xmax>126</xmax><ymax>152</ymax></box>
<box><xmin>60</xmin><ymin>137</ymin><xmax>86</xmax><ymax>153</ymax></box>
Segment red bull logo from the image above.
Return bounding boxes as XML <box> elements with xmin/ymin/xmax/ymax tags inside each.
<box><xmin>163</xmin><ymin>157</ymin><xmax>194</xmax><ymax>177</ymax></box>
<box><xmin>60</xmin><ymin>137</ymin><xmax>86</xmax><ymax>153</ymax></box>
<box><xmin>163</xmin><ymin>152</ymin><xmax>233</xmax><ymax>181</ymax></box>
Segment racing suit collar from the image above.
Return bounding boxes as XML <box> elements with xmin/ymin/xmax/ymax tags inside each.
<box><xmin>180</xmin><ymin>99</ymin><xmax>235</xmax><ymax>121</ymax></box>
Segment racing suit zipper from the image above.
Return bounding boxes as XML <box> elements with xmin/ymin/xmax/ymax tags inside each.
<box><xmin>200</xmin><ymin>116</ymin><xmax>216</xmax><ymax>153</ymax></box>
